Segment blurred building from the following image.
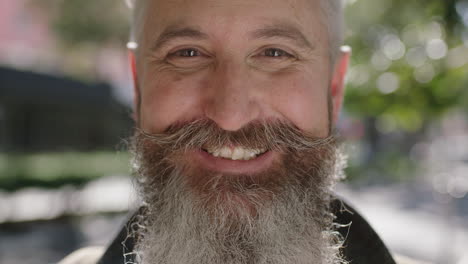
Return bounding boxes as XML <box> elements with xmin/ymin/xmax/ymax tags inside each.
<box><xmin>0</xmin><ymin>0</ymin><xmax>134</xmax><ymax>152</ymax></box>
<box><xmin>0</xmin><ymin>66</ymin><xmax>133</xmax><ymax>152</ymax></box>
<box><xmin>0</xmin><ymin>0</ymin><xmax>56</xmax><ymax>70</ymax></box>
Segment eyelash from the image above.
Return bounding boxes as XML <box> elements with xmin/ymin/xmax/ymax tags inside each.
<box><xmin>260</xmin><ymin>48</ymin><xmax>294</xmax><ymax>58</ymax></box>
<box><xmin>168</xmin><ymin>47</ymin><xmax>294</xmax><ymax>59</ymax></box>
<box><xmin>168</xmin><ymin>48</ymin><xmax>203</xmax><ymax>58</ymax></box>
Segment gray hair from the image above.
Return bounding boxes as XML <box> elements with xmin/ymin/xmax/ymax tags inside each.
<box><xmin>126</xmin><ymin>0</ymin><xmax>344</xmax><ymax>63</ymax></box>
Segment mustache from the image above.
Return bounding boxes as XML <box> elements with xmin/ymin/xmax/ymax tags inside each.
<box><xmin>135</xmin><ymin>119</ymin><xmax>335</xmax><ymax>154</ymax></box>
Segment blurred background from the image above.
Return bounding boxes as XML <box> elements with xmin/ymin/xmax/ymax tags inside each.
<box><xmin>0</xmin><ymin>0</ymin><xmax>467</xmax><ymax>263</ymax></box>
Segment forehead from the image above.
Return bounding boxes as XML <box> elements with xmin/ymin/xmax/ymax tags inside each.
<box><xmin>139</xmin><ymin>0</ymin><xmax>327</xmax><ymax>47</ymax></box>
<box><xmin>145</xmin><ymin>0</ymin><xmax>319</xmax><ymax>17</ymax></box>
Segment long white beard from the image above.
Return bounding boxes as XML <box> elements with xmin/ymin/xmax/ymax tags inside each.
<box><xmin>128</xmin><ymin>121</ymin><xmax>348</xmax><ymax>264</ymax></box>
<box><xmin>130</xmin><ymin>163</ymin><xmax>346</xmax><ymax>264</ymax></box>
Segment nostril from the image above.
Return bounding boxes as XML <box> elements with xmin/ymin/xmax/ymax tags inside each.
<box><xmin>203</xmin><ymin>100</ymin><xmax>260</xmax><ymax>132</ymax></box>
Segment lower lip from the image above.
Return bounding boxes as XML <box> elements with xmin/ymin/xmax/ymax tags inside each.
<box><xmin>192</xmin><ymin>149</ymin><xmax>276</xmax><ymax>174</ymax></box>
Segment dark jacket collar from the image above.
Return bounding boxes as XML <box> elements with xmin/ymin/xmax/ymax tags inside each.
<box><xmin>98</xmin><ymin>198</ymin><xmax>396</xmax><ymax>264</ymax></box>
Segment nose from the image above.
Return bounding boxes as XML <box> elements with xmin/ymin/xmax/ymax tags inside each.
<box><xmin>203</xmin><ymin>61</ymin><xmax>260</xmax><ymax>131</ymax></box>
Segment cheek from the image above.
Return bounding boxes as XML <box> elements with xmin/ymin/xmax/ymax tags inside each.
<box><xmin>267</xmin><ymin>72</ymin><xmax>330</xmax><ymax>136</ymax></box>
<box><xmin>139</xmin><ymin>70</ymin><xmax>206</xmax><ymax>133</ymax></box>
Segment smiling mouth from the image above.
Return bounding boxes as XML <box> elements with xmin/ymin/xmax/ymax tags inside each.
<box><xmin>202</xmin><ymin>146</ymin><xmax>268</xmax><ymax>161</ymax></box>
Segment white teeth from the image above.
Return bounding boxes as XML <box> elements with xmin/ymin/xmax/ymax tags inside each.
<box><xmin>206</xmin><ymin>146</ymin><xmax>266</xmax><ymax>160</ymax></box>
<box><xmin>231</xmin><ymin>147</ymin><xmax>244</xmax><ymax>160</ymax></box>
<box><xmin>220</xmin><ymin>147</ymin><xmax>232</xmax><ymax>158</ymax></box>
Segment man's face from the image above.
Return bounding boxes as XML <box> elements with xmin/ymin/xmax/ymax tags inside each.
<box><xmin>137</xmin><ymin>0</ymin><xmax>332</xmax><ymax>132</ymax></box>
<box><xmin>135</xmin><ymin>0</ymin><xmax>345</xmax><ymax>148</ymax></box>
<box><xmin>129</xmin><ymin>0</ymin><xmax>348</xmax><ymax>263</ymax></box>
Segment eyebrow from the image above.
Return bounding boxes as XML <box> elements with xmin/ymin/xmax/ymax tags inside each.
<box><xmin>249</xmin><ymin>23</ymin><xmax>315</xmax><ymax>50</ymax></box>
<box><xmin>151</xmin><ymin>22</ymin><xmax>314</xmax><ymax>52</ymax></box>
<box><xmin>151</xmin><ymin>25</ymin><xmax>209</xmax><ymax>52</ymax></box>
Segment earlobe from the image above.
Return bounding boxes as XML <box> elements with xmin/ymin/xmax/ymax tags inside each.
<box><xmin>129</xmin><ymin>51</ymin><xmax>140</xmax><ymax>124</ymax></box>
<box><xmin>330</xmin><ymin>46</ymin><xmax>351</xmax><ymax>124</ymax></box>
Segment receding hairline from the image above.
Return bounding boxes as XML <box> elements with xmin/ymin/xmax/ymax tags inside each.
<box><xmin>127</xmin><ymin>0</ymin><xmax>344</xmax><ymax>63</ymax></box>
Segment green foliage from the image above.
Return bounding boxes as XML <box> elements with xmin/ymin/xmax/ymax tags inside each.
<box><xmin>344</xmin><ymin>0</ymin><xmax>468</xmax><ymax>132</ymax></box>
<box><xmin>345</xmin><ymin>156</ymin><xmax>417</xmax><ymax>183</ymax></box>
<box><xmin>34</xmin><ymin>0</ymin><xmax>130</xmax><ymax>46</ymax></box>
<box><xmin>342</xmin><ymin>0</ymin><xmax>468</xmax><ymax>182</ymax></box>
<box><xmin>0</xmin><ymin>152</ymin><xmax>130</xmax><ymax>191</ymax></box>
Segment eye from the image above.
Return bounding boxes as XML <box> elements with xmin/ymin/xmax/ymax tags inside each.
<box><xmin>164</xmin><ymin>47</ymin><xmax>211</xmax><ymax>70</ymax></box>
<box><xmin>170</xmin><ymin>48</ymin><xmax>202</xmax><ymax>58</ymax></box>
<box><xmin>262</xmin><ymin>48</ymin><xmax>294</xmax><ymax>58</ymax></box>
<box><xmin>248</xmin><ymin>47</ymin><xmax>298</xmax><ymax>71</ymax></box>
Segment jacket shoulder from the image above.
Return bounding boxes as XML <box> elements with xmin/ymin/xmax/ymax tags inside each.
<box><xmin>58</xmin><ymin>246</ymin><xmax>105</xmax><ymax>264</ymax></box>
<box><xmin>394</xmin><ymin>254</ymin><xmax>433</xmax><ymax>264</ymax></box>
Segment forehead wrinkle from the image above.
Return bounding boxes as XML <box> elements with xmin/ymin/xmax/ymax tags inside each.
<box><xmin>249</xmin><ymin>21</ymin><xmax>316</xmax><ymax>51</ymax></box>
<box><xmin>151</xmin><ymin>22</ymin><xmax>209</xmax><ymax>52</ymax></box>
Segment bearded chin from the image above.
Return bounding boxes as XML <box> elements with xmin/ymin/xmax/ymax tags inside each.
<box><xmin>128</xmin><ymin>128</ymin><xmax>347</xmax><ymax>264</ymax></box>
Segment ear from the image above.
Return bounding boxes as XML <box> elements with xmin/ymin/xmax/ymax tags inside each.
<box><xmin>129</xmin><ymin>50</ymin><xmax>140</xmax><ymax>124</ymax></box>
<box><xmin>330</xmin><ymin>46</ymin><xmax>351</xmax><ymax>124</ymax></box>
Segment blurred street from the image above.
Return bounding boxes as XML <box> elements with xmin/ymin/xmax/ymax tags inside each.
<box><xmin>1</xmin><ymin>175</ymin><xmax>467</xmax><ymax>264</ymax></box>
